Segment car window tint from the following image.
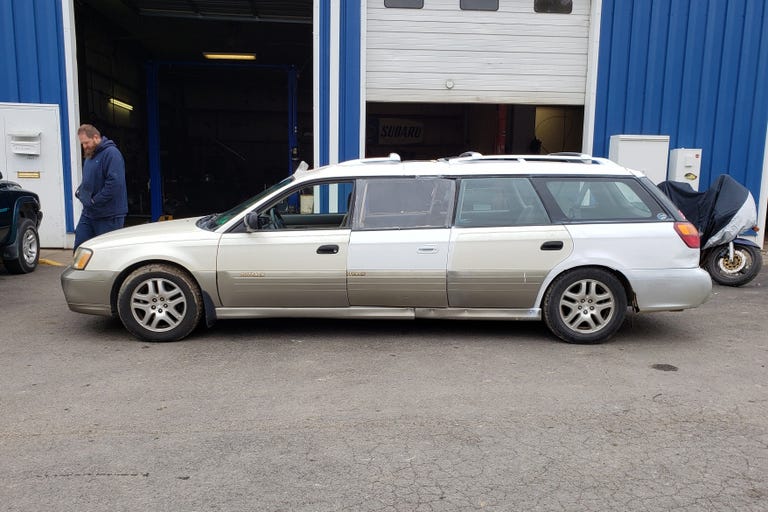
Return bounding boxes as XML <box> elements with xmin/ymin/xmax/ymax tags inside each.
<box><xmin>543</xmin><ymin>178</ymin><xmax>659</xmax><ymax>221</ymax></box>
<box><xmin>354</xmin><ymin>178</ymin><xmax>455</xmax><ymax>229</ymax></box>
<box><xmin>456</xmin><ymin>177</ymin><xmax>549</xmax><ymax>227</ymax></box>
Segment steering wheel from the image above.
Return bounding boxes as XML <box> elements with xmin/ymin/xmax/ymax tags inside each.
<box><xmin>268</xmin><ymin>208</ymin><xmax>285</xmax><ymax>229</ymax></box>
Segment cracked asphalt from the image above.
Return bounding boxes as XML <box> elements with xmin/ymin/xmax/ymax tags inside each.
<box><xmin>1</xmin><ymin>257</ymin><xmax>767</xmax><ymax>511</ymax></box>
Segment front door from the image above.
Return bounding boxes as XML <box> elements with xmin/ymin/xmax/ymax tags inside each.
<box><xmin>216</xmin><ymin>181</ymin><xmax>353</xmax><ymax>307</ymax></box>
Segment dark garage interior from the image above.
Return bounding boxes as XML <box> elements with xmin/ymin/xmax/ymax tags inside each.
<box><xmin>74</xmin><ymin>0</ymin><xmax>584</xmax><ymax>221</ymax></box>
<box><xmin>74</xmin><ymin>0</ymin><xmax>313</xmax><ymax>220</ymax></box>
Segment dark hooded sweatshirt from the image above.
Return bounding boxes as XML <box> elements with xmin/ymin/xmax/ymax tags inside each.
<box><xmin>77</xmin><ymin>136</ymin><xmax>128</xmax><ymax>219</ymax></box>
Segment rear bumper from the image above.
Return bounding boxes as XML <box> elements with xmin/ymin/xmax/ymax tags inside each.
<box><xmin>630</xmin><ymin>267</ymin><xmax>712</xmax><ymax>311</ymax></box>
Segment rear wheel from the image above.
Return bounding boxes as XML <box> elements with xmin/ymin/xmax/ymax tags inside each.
<box><xmin>2</xmin><ymin>218</ymin><xmax>39</xmax><ymax>274</ymax></box>
<box><xmin>543</xmin><ymin>268</ymin><xmax>627</xmax><ymax>344</ymax></box>
<box><xmin>704</xmin><ymin>244</ymin><xmax>762</xmax><ymax>287</ymax></box>
<box><xmin>117</xmin><ymin>264</ymin><xmax>203</xmax><ymax>342</ymax></box>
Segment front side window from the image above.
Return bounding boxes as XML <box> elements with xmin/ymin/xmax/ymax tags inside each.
<box><xmin>353</xmin><ymin>177</ymin><xmax>455</xmax><ymax>230</ymax></box>
<box><xmin>540</xmin><ymin>178</ymin><xmax>663</xmax><ymax>222</ymax></box>
<box><xmin>456</xmin><ymin>177</ymin><xmax>549</xmax><ymax>227</ymax></box>
<box><xmin>246</xmin><ymin>180</ymin><xmax>354</xmax><ymax>231</ymax></box>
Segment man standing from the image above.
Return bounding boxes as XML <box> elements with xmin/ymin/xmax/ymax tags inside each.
<box><xmin>74</xmin><ymin>124</ymin><xmax>128</xmax><ymax>249</ymax></box>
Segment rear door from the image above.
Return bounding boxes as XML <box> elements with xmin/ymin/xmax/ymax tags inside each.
<box><xmin>448</xmin><ymin>177</ymin><xmax>572</xmax><ymax>308</ymax></box>
<box><xmin>347</xmin><ymin>177</ymin><xmax>455</xmax><ymax>307</ymax></box>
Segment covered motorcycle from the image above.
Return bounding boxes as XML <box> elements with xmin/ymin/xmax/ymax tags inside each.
<box><xmin>658</xmin><ymin>175</ymin><xmax>762</xmax><ymax>286</ymax></box>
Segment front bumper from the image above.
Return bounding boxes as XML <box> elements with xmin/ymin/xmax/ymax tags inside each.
<box><xmin>60</xmin><ymin>266</ymin><xmax>118</xmax><ymax>317</ymax></box>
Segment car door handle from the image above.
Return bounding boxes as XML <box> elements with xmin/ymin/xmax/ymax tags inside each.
<box><xmin>417</xmin><ymin>245</ymin><xmax>438</xmax><ymax>254</ymax></box>
<box><xmin>540</xmin><ymin>241</ymin><xmax>564</xmax><ymax>251</ymax></box>
<box><xmin>317</xmin><ymin>244</ymin><xmax>339</xmax><ymax>254</ymax></box>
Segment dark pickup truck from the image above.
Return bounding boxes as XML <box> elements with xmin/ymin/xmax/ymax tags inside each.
<box><xmin>0</xmin><ymin>171</ymin><xmax>43</xmax><ymax>273</ymax></box>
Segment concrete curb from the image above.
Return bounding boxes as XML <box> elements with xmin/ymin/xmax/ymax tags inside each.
<box><xmin>39</xmin><ymin>249</ymin><xmax>72</xmax><ymax>267</ymax></box>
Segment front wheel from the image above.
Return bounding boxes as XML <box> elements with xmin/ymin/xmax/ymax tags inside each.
<box><xmin>2</xmin><ymin>218</ymin><xmax>39</xmax><ymax>274</ymax></box>
<box><xmin>543</xmin><ymin>268</ymin><xmax>628</xmax><ymax>344</ymax></box>
<box><xmin>704</xmin><ymin>244</ymin><xmax>763</xmax><ymax>287</ymax></box>
<box><xmin>117</xmin><ymin>264</ymin><xmax>203</xmax><ymax>342</ymax></box>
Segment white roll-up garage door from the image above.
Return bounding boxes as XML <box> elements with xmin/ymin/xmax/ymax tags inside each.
<box><xmin>366</xmin><ymin>0</ymin><xmax>590</xmax><ymax>105</ymax></box>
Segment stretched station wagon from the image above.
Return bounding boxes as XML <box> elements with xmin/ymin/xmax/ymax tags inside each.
<box><xmin>61</xmin><ymin>153</ymin><xmax>712</xmax><ymax>343</ymax></box>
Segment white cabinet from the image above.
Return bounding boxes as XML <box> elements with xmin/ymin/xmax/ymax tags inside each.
<box><xmin>608</xmin><ymin>134</ymin><xmax>670</xmax><ymax>184</ymax></box>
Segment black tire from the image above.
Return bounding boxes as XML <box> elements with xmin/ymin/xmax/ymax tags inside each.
<box><xmin>704</xmin><ymin>244</ymin><xmax>763</xmax><ymax>287</ymax></box>
<box><xmin>117</xmin><ymin>264</ymin><xmax>203</xmax><ymax>342</ymax></box>
<box><xmin>543</xmin><ymin>268</ymin><xmax>628</xmax><ymax>344</ymax></box>
<box><xmin>2</xmin><ymin>218</ymin><xmax>39</xmax><ymax>274</ymax></box>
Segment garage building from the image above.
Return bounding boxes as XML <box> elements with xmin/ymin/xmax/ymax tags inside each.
<box><xmin>1</xmin><ymin>0</ymin><xmax>767</xmax><ymax>248</ymax></box>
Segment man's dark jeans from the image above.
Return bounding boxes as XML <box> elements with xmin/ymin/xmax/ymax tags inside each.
<box><xmin>74</xmin><ymin>215</ymin><xmax>125</xmax><ymax>250</ymax></box>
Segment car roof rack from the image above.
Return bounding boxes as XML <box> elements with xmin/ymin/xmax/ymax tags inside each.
<box><xmin>444</xmin><ymin>152</ymin><xmax>609</xmax><ymax>165</ymax></box>
<box><xmin>340</xmin><ymin>153</ymin><xmax>402</xmax><ymax>165</ymax></box>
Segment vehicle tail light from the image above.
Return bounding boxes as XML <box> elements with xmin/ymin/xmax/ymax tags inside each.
<box><xmin>674</xmin><ymin>221</ymin><xmax>700</xmax><ymax>248</ymax></box>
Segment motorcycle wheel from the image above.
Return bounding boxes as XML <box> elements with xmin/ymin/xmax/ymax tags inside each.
<box><xmin>704</xmin><ymin>244</ymin><xmax>763</xmax><ymax>287</ymax></box>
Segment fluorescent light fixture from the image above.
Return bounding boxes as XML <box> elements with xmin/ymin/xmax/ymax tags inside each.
<box><xmin>203</xmin><ymin>52</ymin><xmax>256</xmax><ymax>61</ymax></box>
<box><xmin>108</xmin><ymin>98</ymin><xmax>134</xmax><ymax>111</ymax></box>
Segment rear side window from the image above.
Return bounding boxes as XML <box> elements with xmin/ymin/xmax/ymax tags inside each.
<box><xmin>456</xmin><ymin>177</ymin><xmax>550</xmax><ymax>227</ymax></box>
<box><xmin>538</xmin><ymin>178</ymin><xmax>666</xmax><ymax>222</ymax></box>
<box><xmin>353</xmin><ymin>177</ymin><xmax>455</xmax><ymax>230</ymax></box>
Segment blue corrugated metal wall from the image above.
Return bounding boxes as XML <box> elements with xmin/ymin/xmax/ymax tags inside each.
<box><xmin>0</xmin><ymin>0</ymin><xmax>74</xmax><ymax>230</ymax></box>
<box><xmin>594</xmin><ymin>0</ymin><xmax>768</xmax><ymax>197</ymax></box>
<box><xmin>316</xmin><ymin>1</ymin><xmax>360</xmax><ymax>213</ymax></box>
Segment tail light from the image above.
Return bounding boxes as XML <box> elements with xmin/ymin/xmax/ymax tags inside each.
<box><xmin>674</xmin><ymin>221</ymin><xmax>700</xmax><ymax>248</ymax></box>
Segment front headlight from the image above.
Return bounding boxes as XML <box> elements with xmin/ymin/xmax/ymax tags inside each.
<box><xmin>72</xmin><ymin>248</ymin><xmax>93</xmax><ymax>270</ymax></box>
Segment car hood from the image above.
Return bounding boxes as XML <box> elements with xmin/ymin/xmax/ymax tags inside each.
<box><xmin>83</xmin><ymin>217</ymin><xmax>215</xmax><ymax>249</ymax></box>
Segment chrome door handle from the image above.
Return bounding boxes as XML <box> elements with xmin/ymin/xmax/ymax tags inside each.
<box><xmin>417</xmin><ymin>245</ymin><xmax>438</xmax><ymax>254</ymax></box>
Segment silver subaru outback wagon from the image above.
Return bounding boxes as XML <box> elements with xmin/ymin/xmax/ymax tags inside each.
<box><xmin>61</xmin><ymin>153</ymin><xmax>712</xmax><ymax>344</ymax></box>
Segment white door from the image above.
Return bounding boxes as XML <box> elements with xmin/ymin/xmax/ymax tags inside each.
<box><xmin>348</xmin><ymin>229</ymin><xmax>450</xmax><ymax>307</ymax></box>
<box><xmin>0</xmin><ymin>103</ymin><xmax>67</xmax><ymax>247</ymax></box>
<box><xmin>346</xmin><ymin>177</ymin><xmax>455</xmax><ymax>308</ymax></box>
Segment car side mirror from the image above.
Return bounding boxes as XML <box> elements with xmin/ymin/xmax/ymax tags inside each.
<box><xmin>244</xmin><ymin>211</ymin><xmax>259</xmax><ymax>232</ymax></box>
<box><xmin>244</xmin><ymin>211</ymin><xmax>271</xmax><ymax>232</ymax></box>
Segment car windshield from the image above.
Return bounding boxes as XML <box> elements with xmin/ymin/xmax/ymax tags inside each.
<box><xmin>196</xmin><ymin>176</ymin><xmax>294</xmax><ymax>230</ymax></box>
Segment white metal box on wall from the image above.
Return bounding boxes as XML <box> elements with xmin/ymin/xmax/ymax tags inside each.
<box><xmin>365</xmin><ymin>0</ymin><xmax>591</xmax><ymax>104</ymax></box>
<box><xmin>0</xmin><ymin>103</ymin><xmax>67</xmax><ymax>248</ymax></box>
<box><xmin>668</xmin><ymin>148</ymin><xmax>702</xmax><ymax>191</ymax></box>
<box><xmin>608</xmin><ymin>134</ymin><xmax>670</xmax><ymax>184</ymax></box>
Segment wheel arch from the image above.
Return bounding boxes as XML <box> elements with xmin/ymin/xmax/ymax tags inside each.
<box><xmin>16</xmin><ymin>197</ymin><xmax>41</xmax><ymax>224</ymax></box>
<box><xmin>538</xmin><ymin>264</ymin><xmax>636</xmax><ymax>310</ymax></box>
<box><xmin>4</xmin><ymin>197</ymin><xmax>41</xmax><ymax>247</ymax></box>
<box><xmin>109</xmin><ymin>259</ymin><xmax>217</xmax><ymax>326</ymax></box>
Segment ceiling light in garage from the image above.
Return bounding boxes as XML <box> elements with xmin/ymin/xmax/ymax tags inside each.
<box><xmin>203</xmin><ymin>52</ymin><xmax>257</xmax><ymax>61</ymax></box>
<box><xmin>108</xmin><ymin>98</ymin><xmax>134</xmax><ymax>111</ymax></box>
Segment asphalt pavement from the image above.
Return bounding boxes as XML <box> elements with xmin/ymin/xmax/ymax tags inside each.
<box><xmin>2</xmin><ymin>248</ymin><xmax>767</xmax><ymax>512</ymax></box>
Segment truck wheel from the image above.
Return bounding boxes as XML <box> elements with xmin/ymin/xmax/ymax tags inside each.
<box><xmin>117</xmin><ymin>264</ymin><xmax>203</xmax><ymax>342</ymax></box>
<box><xmin>3</xmin><ymin>218</ymin><xmax>39</xmax><ymax>274</ymax></box>
<box><xmin>543</xmin><ymin>268</ymin><xmax>627</xmax><ymax>344</ymax></box>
